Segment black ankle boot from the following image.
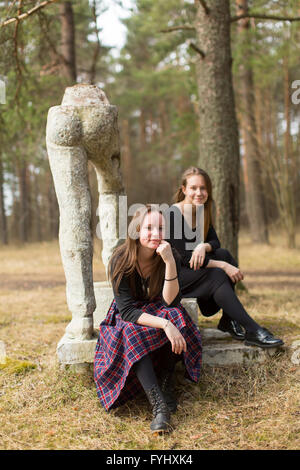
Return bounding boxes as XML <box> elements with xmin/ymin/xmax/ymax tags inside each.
<box><xmin>160</xmin><ymin>370</ymin><xmax>177</xmax><ymax>413</ymax></box>
<box><xmin>145</xmin><ymin>384</ymin><xmax>171</xmax><ymax>434</ymax></box>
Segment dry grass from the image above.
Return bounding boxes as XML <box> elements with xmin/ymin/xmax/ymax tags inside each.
<box><xmin>0</xmin><ymin>230</ymin><xmax>299</xmax><ymax>450</ymax></box>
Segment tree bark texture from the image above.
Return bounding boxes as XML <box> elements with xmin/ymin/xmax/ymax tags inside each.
<box><xmin>195</xmin><ymin>0</ymin><xmax>240</xmax><ymax>260</ymax></box>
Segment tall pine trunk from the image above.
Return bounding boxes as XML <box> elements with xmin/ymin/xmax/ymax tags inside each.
<box><xmin>236</xmin><ymin>0</ymin><xmax>269</xmax><ymax>244</ymax></box>
<box><xmin>59</xmin><ymin>1</ymin><xmax>77</xmax><ymax>83</ymax></box>
<box><xmin>283</xmin><ymin>55</ymin><xmax>296</xmax><ymax>248</ymax></box>
<box><xmin>195</xmin><ymin>0</ymin><xmax>240</xmax><ymax>260</ymax></box>
<box><xmin>17</xmin><ymin>159</ymin><xmax>29</xmax><ymax>243</ymax></box>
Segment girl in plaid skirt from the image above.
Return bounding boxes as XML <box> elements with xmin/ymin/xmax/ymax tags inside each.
<box><xmin>94</xmin><ymin>205</ymin><xmax>202</xmax><ymax>434</ymax></box>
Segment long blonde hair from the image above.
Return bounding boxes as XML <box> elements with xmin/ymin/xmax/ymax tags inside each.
<box><xmin>174</xmin><ymin>167</ymin><xmax>213</xmax><ymax>239</ymax></box>
<box><xmin>108</xmin><ymin>205</ymin><xmax>166</xmax><ymax>299</ymax></box>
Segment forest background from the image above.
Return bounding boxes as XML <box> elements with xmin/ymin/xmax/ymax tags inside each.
<box><xmin>0</xmin><ymin>0</ymin><xmax>300</xmax><ymax>255</ymax></box>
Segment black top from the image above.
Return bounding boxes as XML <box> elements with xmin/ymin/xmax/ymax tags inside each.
<box><xmin>165</xmin><ymin>205</ymin><xmax>221</xmax><ymax>268</ymax></box>
<box><xmin>111</xmin><ymin>249</ymin><xmax>182</xmax><ymax>323</ymax></box>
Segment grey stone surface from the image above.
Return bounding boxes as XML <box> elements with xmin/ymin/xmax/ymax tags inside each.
<box><xmin>201</xmin><ymin>328</ymin><xmax>231</xmax><ymax>341</ymax></box>
<box><xmin>93</xmin><ymin>281</ymin><xmax>114</xmax><ymax>328</ymax></box>
<box><xmin>181</xmin><ymin>298</ymin><xmax>199</xmax><ymax>326</ymax></box>
<box><xmin>57</xmin><ymin>334</ymin><xmax>97</xmax><ymax>365</ymax></box>
<box><xmin>46</xmin><ymin>84</ymin><xmax>125</xmax><ymax>362</ymax></box>
<box><xmin>202</xmin><ymin>340</ymin><xmax>280</xmax><ymax>366</ymax></box>
<box><xmin>0</xmin><ymin>340</ymin><xmax>6</xmax><ymax>364</ymax></box>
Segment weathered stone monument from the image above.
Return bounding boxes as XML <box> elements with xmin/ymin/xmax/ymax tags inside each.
<box><xmin>46</xmin><ymin>84</ymin><xmax>125</xmax><ymax>370</ymax></box>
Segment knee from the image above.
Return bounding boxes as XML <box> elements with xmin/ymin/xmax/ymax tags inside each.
<box><xmin>211</xmin><ymin>267</ymin><xmax>228</xmax><ymax>283</ymax></box>
<box><xmin>215</xmin><ymin>248</ymin><xmax>238</xmax><ymax>267</ymax></box>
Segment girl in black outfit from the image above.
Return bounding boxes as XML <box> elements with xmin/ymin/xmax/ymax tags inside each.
<box><xmin>165</xmin><ymin>167</ymin><xmax>283</xmax><ymax>349</ymax></box>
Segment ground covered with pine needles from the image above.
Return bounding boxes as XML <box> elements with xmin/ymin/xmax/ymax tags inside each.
<box><xmin>0</xmin><ymin>230</ymin><xmax>299</xmax><ymax>450</ymax></box>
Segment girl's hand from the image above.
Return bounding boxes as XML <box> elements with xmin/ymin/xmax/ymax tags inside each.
<box><xmin>156</xmin><ymin>240</ymin><xmax>174</xmax><ymax>264</ymax></box>
<box><xmin>223</xmin><ymin>262</ymin><xmax>244</xmax><ymax>283</ymax></box>
<box><xmin>164</xmin><ymin>321</ymin><xmax>187</xmax><ymax>354</ymax></box>
<box><xmin>189</xmin><ymin>243</ymin><xmax>206</xmax><ymax>270</ymax></box>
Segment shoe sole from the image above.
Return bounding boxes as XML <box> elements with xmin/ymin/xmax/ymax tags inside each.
<box><xmin>244</xmin><ymin>340</ymin><xmax>284</xmax><ymax>349</ymax></box>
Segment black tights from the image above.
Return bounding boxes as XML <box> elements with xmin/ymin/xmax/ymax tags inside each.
<box><xmin>133</xmin><ymin>342</ymin><xmax>180</xmax><ymax>392</ymax></box>
<box><xmin>213</xmin><ymin>279</ymin><xmax>260</xmax><ymax>333</ymax></box>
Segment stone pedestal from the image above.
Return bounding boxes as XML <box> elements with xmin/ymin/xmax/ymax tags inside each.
<box><xmin>93</xmin><ymin>281</ymin><xmax>114</xmax><ymax>329</ymax></box>
<box><xmin>181</xmin><ymin>298</ymin><xmax>199</xmax><ymax>326</ymax></box>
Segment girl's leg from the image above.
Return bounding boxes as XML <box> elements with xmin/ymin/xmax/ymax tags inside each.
<box><xmin>207</xmin><ymin>249</ymin><xmax>245</xmax><ymax>335</ymax></box>
<box><xmin>204</xmin><ymin>271</ymin><xmax>283</xmax><ymax>348</ymax></box>
<box><xmin>133</xmin><ymin>354</ymin><xmax>171</xmax><ymax>433</ymax></box>
<box><xmin>133</xmin><ymin>354</ymin><xmax>159</xmax><ymax>391</ymax></box>
<box><xmin>156</xmin><ymin>342</ymin><xmax>181</xmax><ymax>413</ymax></box>
<box><xmin>158</xmin><ymin>342</ymin><xmax>182</xmax><ymax>372</ymax></box>
<box><xmin>212</xmin><ymin>279</ymin><xmax>260</xmax><ymax>333</ymax></box>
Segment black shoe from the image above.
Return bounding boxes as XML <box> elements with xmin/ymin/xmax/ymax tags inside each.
<box><xmin>145</xmin><ymin>384</ymin><xmax>171</xmax><ymax>434</ymax></box>
<box><xmin>217</xmin><ymin>318</ymin><xmax>245</xmax><ymax>341</ymax></box>
<box><xmin>244</xmin><ymin>327</ymin><xmax>284</xmax><ymax>349</ymax></box>
<box><xmin>160</xmin><ymin>370</ymin><xmax>177</xmax><ymax>413</ymax></box>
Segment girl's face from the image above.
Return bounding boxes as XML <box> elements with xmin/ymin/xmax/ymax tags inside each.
<box><xmin>139</xmin><ymin>211</ymin><xmax>165</xmax><ymax>250</ymax></box>
<box><xmin>182</xmin><ymin>175</ymin><xmax>208</xmax><ymax>206</ymax></box>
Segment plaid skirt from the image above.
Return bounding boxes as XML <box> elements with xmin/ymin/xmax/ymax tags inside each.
<box><xmin>94</xmin><ymin>298</ymin><xmax>202</xmax><ymax>411</ymax></box>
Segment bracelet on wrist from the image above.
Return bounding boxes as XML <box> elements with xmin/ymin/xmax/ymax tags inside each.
<box><xmin>163</xmin><ymin>319</ymin><xmax>170</xmax><ymax>330</ymax></box>
<box><xmin>164</xmin><ymin>275</ymin><xmax>178</xmax><ymax>281</ymax></box>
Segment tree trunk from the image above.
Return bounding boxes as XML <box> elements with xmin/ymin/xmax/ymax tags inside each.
<box><xmin>59</xmin><ymin>1</ymin><xmax>77</xmax><ymax>83</ymax></box>
<box><xmin>283</xmin><ymin>55</ymin><xmax>296</xmax><ymax>248</ymax></box>
<box><xmin>236</xmin><ymin>0</ymin><xmax>269</xmax><ymax>244</ymax></box>
<box><xmin>139</xmin><ymin>108</ymin><xmax>147</xmax><ymax>152</ymax></box>
<box><xmin>121</xmin><ymin>119</ymin><xmax>132</xmax><ymax>191</ymax></box>
<box><xmin>34</xmin><ymin>172</ymin><xmax>42</xmax><ymax>242</ymax></box>
<box><xmin>195</xmin><ymin>0</ymin><xmax>240</xmax><ymax>260</ymax></box>
<box><xmin>17</xmin><ymin>159</ymin><xmax>29</xmax><ymax>243</ymax></box>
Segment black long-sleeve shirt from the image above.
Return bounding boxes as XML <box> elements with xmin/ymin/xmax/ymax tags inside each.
<box><xmin>165</xmin><ymin>205</ymin><xmax>221</xmax><ymax>268</ymax></box>
<box><xmin>111</xmin><ymin>249</ymin><xmax>182</xmax><ymax>323</ymax></box>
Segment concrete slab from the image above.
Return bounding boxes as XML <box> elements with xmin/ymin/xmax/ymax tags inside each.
<box><xmin>202</xmin><ymin>341</ymin><xmax>281</xmax><ymax>366</ymax></box>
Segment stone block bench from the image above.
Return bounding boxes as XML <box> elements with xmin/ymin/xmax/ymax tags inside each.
<box><xmin>57</xmin><ymin>282</ymin><xmax>281</xmax><ymax>371</ymax></box>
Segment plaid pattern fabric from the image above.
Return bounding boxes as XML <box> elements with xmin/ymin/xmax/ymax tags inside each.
<box><xmin>94</xmin><ymin>298</ymin><xmax>202</xmax><ymax>411</ymax></box>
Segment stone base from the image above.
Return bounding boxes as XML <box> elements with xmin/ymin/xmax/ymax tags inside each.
<box><xmin>0</xmin><ymin>340</ymin><xmax>6</xmax><ymax>364</ymax></box>
<box><xmin>56</xmin><ymin>326</ymin><xmax>283</xmax><ymax>370</ymax></box>
<box><xmin>57</xmin><ymin>334</ymin><xmax>97</xmax><ymax>368</ymax></box>
<box><xmin>201</xmin><ymin>328</ymin><xmax>282</xmax><ymax>366</ymax></box>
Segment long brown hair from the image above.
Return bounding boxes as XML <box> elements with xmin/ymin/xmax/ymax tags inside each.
<box><xmin>173</xmin><ymin>167</ymin><xmax>213</xmax><ymax>239</ymax></box>
<box><xmin>108</xmin><ymin>205</ymin><xmax>166</xmax><ymax>299</ymax></box>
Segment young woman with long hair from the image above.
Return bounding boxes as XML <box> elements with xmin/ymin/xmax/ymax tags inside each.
<box><xmin>94</xmin><ymin>205</ymin><xmax>202</xmax><ymax>434</ymax></box>
<box><xmin>165</xmin><ymin>167</ymin><xmax>283</xmax><ymax>348</ymax></box>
